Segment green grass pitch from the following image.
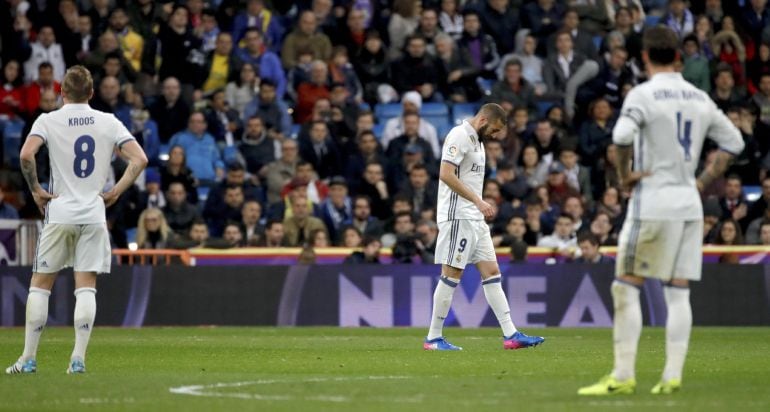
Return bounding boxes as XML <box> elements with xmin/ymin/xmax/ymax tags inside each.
<box><xmin>1</xmin><ymin>327</ymin><xmax>769</xmax><ymax>411</ymax></box>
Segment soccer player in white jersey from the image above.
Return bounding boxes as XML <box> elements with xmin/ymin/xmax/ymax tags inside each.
<box><xmin>578</xmin><ymin>27</ymin><xmax>744</xmax><ymax>395</ymax></box>
<box><xmin>6</xmin><ymin>66</ymin><xmax>148</xmax><ymax>375</ymax></box>
<box><xmin>424</xmin><ymin>104</ymin><xmax>545</xmax><ymax>351</ymax></box>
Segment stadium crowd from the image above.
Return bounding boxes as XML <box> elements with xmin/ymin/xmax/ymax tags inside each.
<box><xmin>2</xmin><ymin>0</ymin><xmax>770</xmax><ymax>263</ymax></box>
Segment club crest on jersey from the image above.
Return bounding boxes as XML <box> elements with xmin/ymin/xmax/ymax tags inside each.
<box><xmin>447</xmin><ymin>145</ymin><xmax>458</xmax><ymax>157</ymax></box>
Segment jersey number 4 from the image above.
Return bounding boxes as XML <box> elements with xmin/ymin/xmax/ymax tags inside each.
<box><xmin>676</xmin><ymin>112</ymin><xmax>692</xmax><ymax>161</ymax></box>
<box><xmin>73</xmin><ymin>135</ymin><xmax>96</xmax><ymax>178</ymax></box>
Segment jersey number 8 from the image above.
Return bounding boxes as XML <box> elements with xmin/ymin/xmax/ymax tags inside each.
<box><xmin>73</xmin><ymin>135</ymin><xmax>96</xmax><ymax>178</ymax></box>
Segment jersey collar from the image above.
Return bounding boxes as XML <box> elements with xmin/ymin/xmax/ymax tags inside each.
<box><xmin>651</xmin><ymin>71</ymin><xmax>683</xmax><ymax>80</ymax></box>
<box><xmin>63</xmin><ymin>103</ymin><xmax>91</xmax><ymax>110</ymax></box>
<box><xmin>462</xmin><ymin>120</ymin><xmax>479</xmax><ymax>141</ymax></box>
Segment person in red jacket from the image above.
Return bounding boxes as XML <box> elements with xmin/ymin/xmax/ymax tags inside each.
<box><xmin>0</xmin><ymin>60</ymin><xmax>26</xmax><ymax>118</ymax></box>
<box><xmin>24</xmin><ymin>62</ymin><xmax>61</xmax><ymax>117</ymax></box>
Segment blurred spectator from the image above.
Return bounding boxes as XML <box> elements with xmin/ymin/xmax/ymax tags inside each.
<box><xmin>340</xmin><ymin>226</ymin><xmax>363</xmax><ymax>248</ymax></box>
<box><xmin>485</xmin><ymin>139</ymin><xmax>505</xmax><ymax>178</ymax></box>
<box><xmin>752</xmin><ymin>74</ymin><xmax>770</xmax><ymax>136</ymax></box>
<box><xmin>262</xmin><ymin>139</ymin><xmax>300</xmax><ymax>204</ymax></box>
<box><xmin>143</xmin><ymin>169</ymin><xmax>166</xmax><ymax>209</ymax></box>
<box><xmin>107</xmin><ymin>7</ymin><xmax>143</xmax><ymax>73</ymax></box>
<box><xmin>241</xmin><ymin>200</ymin><xmax>263</xmax><ymax>245</ymax></box>
<box><xmin>91</xmin><ymin>76</ymin><xmax>131</xmax><ymax>128</ymax></box>
<box><xmin>682</xmin><ymin>34</ymin><xmax>711</xmax><ymax>93</ymax></box>
<box><xmin>24</xmin><ymin>63</ymin><xmax>61</xmax><ymax>117</ymax></box>
<box><xmin>309</xmin><ymin>228</ymin><xmax>331</xmax><ymax>248</ymax></box>
<box><xmin>242</xmin><ymin>79</ymin><xmax>291</xmax><ymax>137</ymax></box>
<box><xmin>223</xmin><ymin>222</ymin><xmax>246</xmax><ymax>247</ymax></box>
<box><xmin>0</xmin><ymin>187</ymin><xmax>20</xmax><ymax>219</ymax></box>
<box><xmin>439</xmin><ymin>0</ymin><xmax>464</xmax><ymax>39</ymax></box>
<box><xmin>82</xmin><ymin>30</ymin><xmax>120</xmax><ymax>76</ymax></box>
<box><xmin>172</xmin><ymin>218</ymin><xmax>230</xmax><ymax>249</ymax></box>
<box><xmin>711</xmin><ymin>63</ymin><xmax>745</xmax><ymax>113</ymax></box>
<box><xmin>169</xmin><ymin>112</ymin><xmax>224</xmax><ymax>184</ymax></box>
<box><xmin>386</xmin><ymin>113</ymin><xmax>436</xmax><ymax>163</ymax></box>
<box><xmin>591</xmin><ymin>143</ymin><xmax>620</xmax><ymax>199</ymax></box>
<box><xmin>510</xmin><ymin>238</ymin><xmax>529</xmax><ymax>262</ymax></box>
<box><xmin>93</xmin><ymin>51</ymin><xmax>137</xmax><ymax>89</ymax></box>
<box><xmin>204</xmin><ymin>161</ymin><xmax>262</xmax><ymax>222</ymax></box>
<box><xmin>388</xmin><ymin>0</ymin><xmax>422</xmax><ymax>59</ymax></box>
<box><xmin>157</xmin><ymin>5</ymin><xmax>204</xmax><ymax>88</ymax></box>
<box><xmin>197</xmin><ymin>8</ymin><xmax>221</xmax><ymax>53</ymax></box>
<box><xmin>149</xmin><ymin>77</ymin><xmax>191</xmax><ymax>144</ymax></box>
<box><xmin>590</xmin><ymin>211</ymin><xmax>618</xmax><ymax>246</ymax></box>
<box><xmin>240</xmin><ymin>116</ymin><xmax>280</xmax><ymax>175</ymax></box>
<box><xmin>559</xmin><ymin>145</ymin><xmax>592</xmax><ymax>204</ymax></box>
<box><xmin>759</xmin><ymin>220</ymin><xmax>770</xmax><ymax>246</ymax></box>
<box><xmin>537</xmin><ymin>213</ymin><xmax>577</xmax><ymax>251</ymax></box>
<box><xmin>299</xmin><ymin>120</ymin><xmax>342</xmax><ymax>179</ymax></box>
<box><xmin>596</xmin><ymin>186</ymin><xmax>624</xmax><ymax>223</ymax></box>
<box><xmin>724</xmin><ymin>106</ymin><xmax>760</xmax><ymax>185</ymax></box>
<box><xmin>344</xmin><ymin>195</ymin><xmax>385</xmax><ymax>238</ymax></box>
<box><xmin>205</xmin><ymin>90</ymin><xmax>243</xmax><ymax>145</ymax></box>
<box><xmin>345</xmin><ymin>130</ymin><xmax>386</xmax><ymax>191</ymax></box>
<box><xmin>358</xmin><ymin>161</ymin><xmax>392</xmax><ymax>219</ymax></box>
<box><xmin>478</xmin><ymin>0</ymin><xmax>519</xmax><ymax>55</ymax></box>
<box><xmin>329</xmin><ymin>47</ymin><xmax>363</xmax><ymax>103</ymax></box>
<box><xmin>712</xmin><ymin>24</ymin><xmax>746</xmax><ymax>89</ymax></box>
<box><xmin>0</xmin><ymin>60</ymin><xmax>25</xmax><ymax>119</ymax></box>
<box><xmin>456</xmin><ymin>10</ymin><xmax>498</xmax><ymax>82</ymax></box>
<box><xmin>236</xmin><ymin>28</ymin><xmax>287</xmax><ymax>97</ymax></box>
<box><xmin>550</xmin><ymin>8</ymin><xmax>597</xmax><ymax>60</ymax></box>
<box><xmin>543</xmin><ymin>29</ymin><xmax>598</xmax><ymax>106</ymax></box>
<box><xmin>226</xmin><ymin>63</ymin><xmax>260</xmax><ymax>118</ymax></box>
<box><xmin>136</xmin><ymin>208</ymin><xmax>174</xmax><ymax>249</ymax></box>
<box><xmin>523</xmin><ymin>0</ymin><xmax>565</xmax><ymax>56</ymax></box>
<box><xmin>390</xmin><ymin>212</ymin><xmax>424</xmax><ymax>263</ymax></box>
<box><xmin>746</xmin><ymin>176</ymin><xmax>770</xmax><ymax>225</ymax></box>
<box><xmin>562</xmin><ymin>195</ymin><xmax>588</xmax><ymax>233</ymax></box>
<box><xmin>748</xmin><ymin>42</ymin><xmax>770</xmax><ymax>96</ymax></box>
<box><xmin>584</xmin><ymin>47</ymin><xmax>634</xmax><ymax>109</ymax></box>
<box><xmin>381</xmin><ymin>91</ymin><xmax>440</xmax><ymax>157</ymax></box>
<box><xmin>352</xmin><ymin>29</ymin><xmax>390</xmax><ymax>104</ymax></box>
<box><xmin>663</xmin><ymin>0</ymin><xmax>694</xmax><ymax>39</ymax></box>
<box><xmin>489</xmin><ymin>58</ymin><xmax>537</xmax><ymax>115</ymax></box>
<box><xmin>282</xmin><ymin>10</ymin><xmax>332</xmax><ymax>69</ymax></box>
<box><xmin>283</xmin><ymin>192</ymin><xmax>329</xmax><ymax>246</ymax></box>
<box><xmin>719</xmin><ymin>175</ymin><xmax>748</xmax><ymax>224</ymax></box>
<box><xmin>498</xmin><ymin>34</ymin><xmax>545</xmax><ymax>95</ymax></box>
<box><xmin>572</xmin><ymin>231</ymin><xmax>613</xmax><ymax>263</ymax></box>
<box><xmin>415</xmin><ymin>219</ymin><xmax>439</xmax><ymax>261</ymax></box>
<box><xmin>331</xmin><ymin>8</ymin><xmax>367</xmax><ymax>57</ymax></box>
<box><xmin>88</xmin><ymin>0</ymin><xmax>112</xmax><ymax>36</ymax></box>
<box><xmin>205</xmin><ymin>185</ymin><xmax>246</xmax><ymax>237</ymax></box>
<box><xmin>391</xmin><ymin>34</ymin><xmax>442</xmax><ymax>102</ymax></box>
<box><xmin>493</xmin><ymin>215</ymin><xmax>527</xmax><ymax>247</ymax></box>
<box><xmin>503</xmin><ymin>106</ymin><xmax>532</xmax><ymax>159</ymax></box>
<box><xmin>328</xmin><ymin>82</ymin><xmax>360</xmax><ymax>141</ymax></box>
<box><xmin>232</xmin><ymin>0</ymin><xmax>284</xmax><ymax>49</ymax></box>
<box><xmin>320</xmin><ymin>177</ymin><xmax>352</xmax><ymax>242</ymax></box>
<box><xmin>532</xmin><ymin>119</ymin><xmax>560</xmax><ymax>164</ymax></box>
<box><xmin>496</xmin><ymin>160</ymin><xmax>531</xmax><ymax>201</ymax></box>
<box><xmin>160</xmin><ymin>146</ymin><xmax>199</xmax><ymax>205</ymax></box>
<box><xmin>162</xmin><ymin>182</ymin><xmax>199</xmax><ymax>235</ymax></box>
<box><xmin>200</xmin><ymin>32</ymin><xmax>239</xmax><ymax>95</ymax></box>
<box><xmin>24</xmin><ymin>26</ymin><xmax>65</xmax><ymax>83</ymax></box>
<box><xmin>518</xmin><ymin>144</ymin><xmax>549</xmax><ymax>189</ymax></box>
<box><xmin>295</xmin><ymin>60</ymin><xmax>331</xmax><ymax>123</ymax></box>
<box><xmin>715</xmin><ymin>218</ymin><xmax>744</xmax><ymax>246</ymax></box>
<box><xmin>343</xmin><ymin>235</ymin><xmax>382</xmax><ymax>263</ymax></box>
<box><xmin>397</xmin><ymin>163</ymin><xmax>438</xmax><ymax>215</ymax></box>
<box><xmin>256</xmin><ymin>219</ymin><xmax>288</xmax><ymax>247</ymax></box>
<box><xmin>298</xmin><ymin>245</ymin><xmax>317</xmax><ymax>264</ymax></box>
<box><xmin>546</xmin><ymin>162</ymin><xmax>580</xmax><ymax>207</ymax></box>
<box><xmin>579</xmin><ymin>98</ymin><xmax>614</xmax><ymax>168</ymax></box>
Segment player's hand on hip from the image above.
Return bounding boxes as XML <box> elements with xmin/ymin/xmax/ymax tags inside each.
<box><xmin>100</xmin><ymin>189</ymin><xmax>120</xmax><ymax>208</ymax></box>
<box><xmin>475</xmin><ymin>199</ymin><xmax>496</xmax><ymax>218</ymax></box>
<box><xmin>32</xmin><ymin>189</ymin><xmax>56</xmax><ymax>215</ymax></box>
<box><xmin>620</xmin><ymin>171</ymin><xmax>651</xmax><ymax>193</ymax></box>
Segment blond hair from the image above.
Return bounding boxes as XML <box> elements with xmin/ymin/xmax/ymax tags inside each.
<box><xmin>136</xmin><ymin>208</ymin><xmax>171</xmax><ymax>249</ymax></box>
<box><xmin>62</xmin><ymin>65</ymin><xmax>93</xmax><ymax>102</ymax></box>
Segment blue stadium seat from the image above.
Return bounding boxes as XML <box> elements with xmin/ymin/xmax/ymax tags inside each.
<box><xmin>126</xmin><ymin>228</ymin><xmax>137</xmax><ymax>246</ymax></box>
<box><xmin>372</xmin><ymin>123</ymin><xmax>385</xmax><ymax>140</ymax></box>
<box><xmin>745</xmin><ymin>185</ymin><xmax>762</xmax><ymax>203</ymax></box>
<box><xmin>358</xmin><ymin>102</ymin><xmax>371</xmax><ymax>112</ymax></box>
<box><xmin>452</xmin><ymin>103</ymin><xmax>480</xmax><ymax>125</ymax></box>
<box><xmin>477</xmin><ymin>78</ymin><xmax>495</xmax><ymax>96</ymax></box>
<box><xmin>435</xmin><ymin>120</ymin><xmax>454</xmax><ymax>144</ymax></box>
<box><xmin>423</xmin><ymin>115</ymin><xmax>452</xmax><ymax>131</ymax></box>
<box><xmin>197</xmin><ymin>186</ymin><xmax>211</xmax><ymax>202</ymax></box>
<box><xmin>420</xmin><ymin>102</ymin><xmax>449</xmax><ymax>117</ymax></box>
<box><xmin>537</xmin><ymin>101</ymin><xmax>555</xmax><ymax>117</ymax></box>
<box><xmin>593</xmin><ymin>35</ymin><xmax>603</xmax><ymax>51</ymax></box>
<box><xmin>645</xmin><ymin>15</ymin><xmax>661</xmax><ymax>27</ymax></box>
<box><xmin>374</xmin><ymin>103</ymin><xmax>402</xmax><ymax>122</ymax></box>
<box><xmin>159</xmin><ymin>144</ymin><xmax>170</xmax><ymax>162</ymax></box>
<box><xmin>222</xmin><ymin>145</ymin><xmax>240</xmax><ymax>164</ymax></box>
<box><xmin>290</xmin><ymin>124</ymin><xmax>301</xmax><ymax>138</ymax></box>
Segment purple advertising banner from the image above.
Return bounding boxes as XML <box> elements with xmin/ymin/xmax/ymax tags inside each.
<box><xmin>1</xmin><ymin>264</ymin><xmax>769</xmax><ymax>327</ymax></box>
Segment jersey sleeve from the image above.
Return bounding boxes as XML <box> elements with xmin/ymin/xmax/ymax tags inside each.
<box><xmin>613</xmin><ymin>88</ymin><xmax>648</xmax><ymax>146</ymax></box>
<box><xmin>112</xmin><ymin>116</ymin><xmax>135</xmax><ymax>148</ymax></box>
<box><xmin>706</xmin><ymin>100</ymin><xmax>745</xmax><ymax>155</ymax></box>
<box><xmin>441</xmin><ymin>127</ymin><xmax>470</xmax><ymax>166</ymax></box>
<box><xmin>27</xmin><ymin>114</ymin><xmax>49</xmax><ymax>143</ymax></box>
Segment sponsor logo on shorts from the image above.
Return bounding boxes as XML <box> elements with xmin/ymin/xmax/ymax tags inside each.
<box><xmin>40</xmin><ymin>261</ymin><xmax>48</xmax><ymax>268</ymax></box>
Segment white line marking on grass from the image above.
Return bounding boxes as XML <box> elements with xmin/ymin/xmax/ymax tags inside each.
<box><xmin>169</xmin><ymin>375</ymin><xmax>414</xmax><ymax>403</ymax></box>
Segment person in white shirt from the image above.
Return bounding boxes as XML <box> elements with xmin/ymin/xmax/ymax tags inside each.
<box><xmin>424</xmin><ymin>103</ymin><xmax>544</xmax><ymax>351</ymax></box>
<box><xmin>579</xmin><ymin>26</ymin><xmax>744</xmax><ymax>397</ymax></box>
<box><xmin>24</xmin><ymin>26</ymin><xmax>66</xmax><ymax>83</ymax></box>
<box><xmin>6</xmin><ymin>66</ymin><xmax>148</xmax><ymax>375</ymax></box>
<box><xmin>537</xmin><ymin>213</ymin><xmax>577</xmax><ymax>251</ymax></box>
<box><xmin>381</xmin><ymin>91</ymin><xmax>440</xmax><ymax>158</ymax></box>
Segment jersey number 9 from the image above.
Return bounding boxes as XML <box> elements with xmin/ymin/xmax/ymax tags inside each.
<box><xmin>73</xmin><ymin>135</ymin><xmax>96</xmax><ymax>178</ymax></box>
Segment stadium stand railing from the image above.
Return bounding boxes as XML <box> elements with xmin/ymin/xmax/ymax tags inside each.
<box><xmin>112</xmin><ymin>249</ymin><xmax>192</xmax><ymax>266</ymax></box>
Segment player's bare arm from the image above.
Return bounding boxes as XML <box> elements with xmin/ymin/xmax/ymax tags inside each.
<box><xmin>615</xmin><ymin>145</ymin><xmax>650</xmax><ymax>193</ymax></box>
<box><xmin>20</xmin><ymin>134</ymin><xmax>56</xmax><ymax>214</ymax></box>
<box><xmin>439</xmin><ymin>160</ymin><xmax>495</xmax><ymax>217</ymax></box>
<box><xmin>101</xmin><ymin>140</ymin><xmax>148</xmax><ymax>207</ymax></box>
<box><xmin>696</xmin><ymin>150</ymin><xmax>735</xmax><ymax>192</ymax></box>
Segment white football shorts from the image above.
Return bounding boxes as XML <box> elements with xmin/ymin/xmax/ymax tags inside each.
<box><xmin>616</xmin><ymin>219</ymin><xmax>703</xmax><ymax>281</ymax></box>
<box><xmin>435</xmin><ymin>219</ymin><xmax>497</xmax><ymax>269</ymax></box>
<box><xmin>33</xmin><ymin>223</ymin><xmax>112</xmax><ymax>274</ymax></box>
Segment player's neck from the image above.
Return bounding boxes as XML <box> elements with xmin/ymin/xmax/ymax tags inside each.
<box><xmin>647</xmin><ymin>64</ymin><xmax>677</xmax><ymax>78</ymax></box>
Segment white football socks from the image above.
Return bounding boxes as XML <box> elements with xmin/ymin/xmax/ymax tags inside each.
<box><xmin>427</xmin><ymin>275</ymin><xmax>460</xmax><ymax>340</ymax></box>
<box><xmin>663</xmin><ymin>285</ymin><xmax>692</xmax><ymax>382</ymax></box>
<box><xmin>22</xmin><ymin>287</ymin><xmax>51</xmax><ymax>361</ymax></box>
<box><xmin>482</xmin><ymin>275</ymin><xmax>517</xmax><ymax>337</ymax></box>
<box><xmin>72</xmin><ymin>288</ymin><xmax>97</xmax><ymax>361</ymax></box>
<box><xmin>611</xmin><ymin>280</ymin><xmax>642</xmax><ymax>382</ymax></box>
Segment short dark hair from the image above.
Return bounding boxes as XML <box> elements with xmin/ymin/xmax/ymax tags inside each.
<box><xmin>558</xmin><ymin>213</ymin><xmax>574</xmax><ymax>223</ymax></box>
<box><xmin>361</xmin><ymin>235</ymin><xmax>381</xmax><ymax>247</ymax></box>
<box><xmin>577</xmin><ymin>231</ymin><xmax>600</xmax><ymax>246</ymax></box>
<box><xmin>394</xmin><ymin>211</ymin><xmax>413</xmax><ymax>222</ymax></box>
<box><xmin>479</xmin><ymin>103</ymin><xmax>507</xmax><ymax>125</ymax></box>
<box><xmin>642</xmin><ymin>26</ymin><xmax>679</xmax><ymax>65</ymax></box>
<box><xmin>726</xmin><ymin>174</ymin><xmax>742</xmax><ymax>184</ymax></box>
<box><xmin>409</xmin><ymin>163</ymin><xmax>428</xmax><ymax>174</ymax></box>
<box><xmin>265</xmin><ymin>219</ymin><xmax>283</xmax><ymax>230</ymax></box>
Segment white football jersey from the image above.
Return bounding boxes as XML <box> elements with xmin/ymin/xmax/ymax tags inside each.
<box><xmin>29</xmin><ymin>103</ymin><xmax>135</xmax><ymax>224</ymax></box>
<box><xmin>437</xmin><ymin>121</ymin><xmax>485</xmax><ymax>222</ymax></box>
<box><xmin>613</xmin><ymin>72</ymin><xmax>745</xmax><ymax>220</ymax></box>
